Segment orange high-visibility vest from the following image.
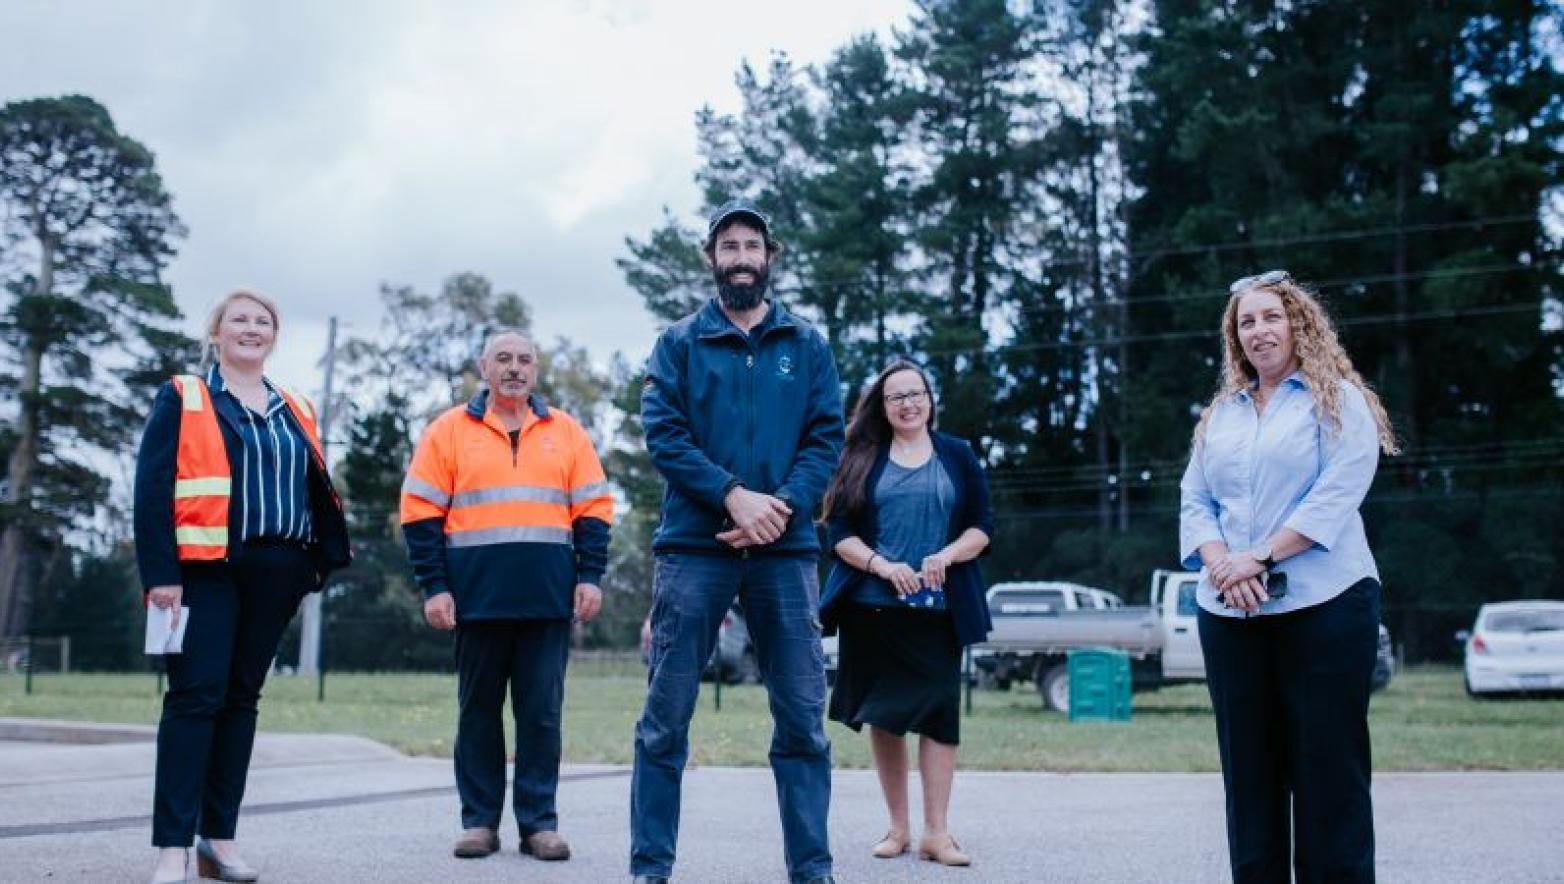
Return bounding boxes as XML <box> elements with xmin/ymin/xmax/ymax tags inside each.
<box><xmin>169</xmin><ymin>374</ymin><xmax>325</xmax><ymax>561</ymax></box>
<box><xmin>399</xmin><ymin>402</ymin><xmax>613</xmax><ymax>545</ymax></box>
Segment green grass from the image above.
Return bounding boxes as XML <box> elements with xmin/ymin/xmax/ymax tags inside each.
<box><xmin>2</xmin><ymin>664</ymin><xmax>1560</xmax><ymax>771</ymax></box>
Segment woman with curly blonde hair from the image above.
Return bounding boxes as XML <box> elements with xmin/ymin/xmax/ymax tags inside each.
<box><xmin>1179</xmin><ymin>271</ymin><xmax>1396</xmax><ymax>884</ymax></box>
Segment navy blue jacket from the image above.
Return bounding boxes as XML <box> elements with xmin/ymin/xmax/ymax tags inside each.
<box><xmin>820</xmin><ymin>432</ymin><xmax>995</xmax><ymax>647</ymax></box>
<box><xmin>642</xmin><ymin>298</ymin><xmax>844</xmax><ymax>555</ymax></box>
<box><xmin>134</xmin><ymin>378</ymin><xmax>352</xmax><ymax>592</ymax></box>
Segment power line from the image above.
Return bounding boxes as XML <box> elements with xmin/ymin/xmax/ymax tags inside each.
<box><xmin>924</xmin><ymin>299</ymin><xmax>1552</xmax><ymax>358</ymax></box>
<box><xmin>999</xmin><ymin>262</ymin><xmax>1550</xmax><ymax>320</ymax></box>
<box><xmin>755</xmin><ymin>212</ymin><xmax>1545</xmax><ymax>296</ymax></box>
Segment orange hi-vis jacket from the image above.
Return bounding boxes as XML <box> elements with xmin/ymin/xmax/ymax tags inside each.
<box><xmin>400</xmin><ymin>391</ymin><xmax>614</xmax><ymax>621</ymax></box>
<box><xmin>170</xmin><ymin>373</ymin><xmax>325</xmax><ymax>561</ymax></box>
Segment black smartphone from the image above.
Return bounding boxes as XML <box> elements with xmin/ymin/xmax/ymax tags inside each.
<box><xmin>1262</xmin><ymin>570</ymin><xmax>1288</xmax><ymax>599</ymax></box>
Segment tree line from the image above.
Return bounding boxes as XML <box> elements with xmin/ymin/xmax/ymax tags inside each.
<box><xmin>2</xmin><ymin>0</ymin><xmax>1560</xmax><ymax>670</ymax></box>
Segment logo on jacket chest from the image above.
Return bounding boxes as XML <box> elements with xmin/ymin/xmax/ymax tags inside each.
<box><xmin>729</xmin><ymin>345</ymin><xmax>798</xmax><ymax>383</ymax></box>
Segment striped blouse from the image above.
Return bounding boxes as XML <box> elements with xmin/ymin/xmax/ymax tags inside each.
<box><xmin>207</xmin><ymin>366</ymin><xmax>314</xmax><ymax>543</ymax></box>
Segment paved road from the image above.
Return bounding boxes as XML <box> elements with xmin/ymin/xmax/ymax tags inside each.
<box><xmin>1</xmin><ymin>718</ymin><xmax>1560</xmax><ymax>882</ymax></box>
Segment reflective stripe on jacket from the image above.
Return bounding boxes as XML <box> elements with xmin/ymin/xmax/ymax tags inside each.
<box><xmin>399</xmin><ymin>391</ymin><xmax>613</xmax><ymax>621</ymax></box>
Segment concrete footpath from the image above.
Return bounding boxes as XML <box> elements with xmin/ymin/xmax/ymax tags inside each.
<box><xmin>1</xmin><ymin>718</ymin><xmax>1560</xmax><ymax>883</ymax></box>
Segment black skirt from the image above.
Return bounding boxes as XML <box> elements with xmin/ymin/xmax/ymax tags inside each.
<box><xmin>828</xmin><ymin>604</ymin><xmax>963</xmax><ymax>745</ymax></box>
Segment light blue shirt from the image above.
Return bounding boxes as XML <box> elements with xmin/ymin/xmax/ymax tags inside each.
<box><xmin>1179</xmin><ymin>373</ymin><xmax>1381</xmax><ymax>618</ymax></box>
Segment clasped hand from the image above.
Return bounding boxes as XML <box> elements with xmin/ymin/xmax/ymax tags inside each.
<box><xmin>715</xmin><ymin>486</ymin><xmax>792</xmax><ymax>549</ymax></box>
<box><xmin>1208</xmin><ymin>551</ymin><xmax>1269</xmax><ymax>612</ymax></box>
<box><xmin>871</xmin><ymin>554</ymin><xmax>950</xmax><ymax>597</ymax></box>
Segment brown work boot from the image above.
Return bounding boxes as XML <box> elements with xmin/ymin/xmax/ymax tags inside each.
<box><xmin>520</xmin><ymin>830</ymin><xmax>571</xmax><ymax>861</ymax></box>
<box><xmin>452</xmin><ymin>827</ymin><xmax>499</xmax><ymax>858</ymax></box>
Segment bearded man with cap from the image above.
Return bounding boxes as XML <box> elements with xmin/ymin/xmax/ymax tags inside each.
<box><xmin>629</xmin><ymin>199</ymin><xmax>844</xmax><ymax>884</ymax></box>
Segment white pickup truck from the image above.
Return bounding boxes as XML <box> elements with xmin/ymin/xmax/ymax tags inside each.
<box><xmin>971</xmin><ymin>570</ymin><xmax>1205</xmax><ymax>711</ymax></box>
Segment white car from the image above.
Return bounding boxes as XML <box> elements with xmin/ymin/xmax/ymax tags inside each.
<box><xmin>1460</xmin><ymin>601</ymin><xmax>1564</xmax><ymax>696</ymax></box>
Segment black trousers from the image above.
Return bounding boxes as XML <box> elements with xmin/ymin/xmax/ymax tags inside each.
<box><xmin>1198</xmin><ymin>578</ymin><xmax>1381</xmax><ymax>884</ymax></box>
<box><xmin>454</xmin><ymin>619</ymin><xmax>572</xmax><ymax>836</ymax></box>
<box><xmin>152</xmin><ymin>542</ymin><xmax>312</xmax><ymax>847</ymax></box>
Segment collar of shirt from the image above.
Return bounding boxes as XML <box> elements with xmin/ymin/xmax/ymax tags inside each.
<box><xmin>1233</xmin><ymin>370</ymin><xmax>1309</xmax><ymax>404</ymax></box>
<box><xmin>205</xmin><ymin>364</ymin><xmax>283</xmax><ymax>417</ymax></box>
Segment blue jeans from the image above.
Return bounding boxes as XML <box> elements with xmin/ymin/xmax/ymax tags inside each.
<box><xmin>630</xmin><ymin>552</ymin><xmax>833</xmax><ymax>882</ymax></box>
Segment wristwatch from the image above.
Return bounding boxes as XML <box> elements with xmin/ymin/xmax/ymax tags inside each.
<box><xmin>1250</xmin><ymin>542</ymin><xmax>1276</xmax><ymax>570</ymax></box>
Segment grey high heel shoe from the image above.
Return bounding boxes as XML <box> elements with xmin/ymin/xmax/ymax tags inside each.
<box><xmin>197</xmin><ymin>838</ymin><xmax>260</xmax><ymax>882</ymax></box>
<box><xmin>148</xmin><ymin>848</ymin><xmax>190</xmax><ymax>884</ymax></box>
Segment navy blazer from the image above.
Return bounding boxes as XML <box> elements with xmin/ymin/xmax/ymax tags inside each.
<box><xmin>819</xmin><ymin>431</ymin><xmax>995</xmax><ymax>647</ymax></box>
<box><xmin>133</xmin><ymin>376</ymin><xmax>351</xmax><ymax>592</ymax></box>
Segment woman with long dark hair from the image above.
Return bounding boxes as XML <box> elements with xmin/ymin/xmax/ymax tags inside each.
<box><xmin>819</xmin><ymin>359</ymin><xmax>994</xmax><ymax>867</ymax></box>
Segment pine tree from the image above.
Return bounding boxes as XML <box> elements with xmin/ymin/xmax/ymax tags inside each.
<box><xmin>0</xmin><ymin>95</ymin><xmax>191</xmax><ymax>638</ymax></box>
<box><xmin>897</xmin><ymin>0</ymin><xmax>1047</xmax><ymax>442</ymax></box>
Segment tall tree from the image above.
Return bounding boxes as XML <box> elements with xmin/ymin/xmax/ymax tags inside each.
<box><xmin>897</xmin><ymin>0</ymin><xmax>1046</xmax><ymax>443</ymax></box>
<box><xmin>1126</xmin><ymin>0</ymin><xmax>1564</xmax><ymax>655</ymax></box>
<box><xmin>0</xmin><ymin>95</ymin><xmax>190</xmax><ymax>638</ymax></box>
<box><xmin>796</xmin><ymin>34</ymin><xmax>917</xmax><ymax>389</ymax></box>
<box><xmin>996</xmin><ymin>0</ymin><xmax>1143</xmax><ymax>565</ymax></box>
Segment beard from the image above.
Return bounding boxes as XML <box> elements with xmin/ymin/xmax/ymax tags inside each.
<box><xmin>714</xmin><ymin>262</ymin><xmax>769</xmax><ymax>311</ymax></box>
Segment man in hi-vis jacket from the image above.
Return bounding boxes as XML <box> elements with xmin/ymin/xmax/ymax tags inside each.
<box><xmin>401</xmin><ymin>329</ymin><xmax>612</xmax><ymax>863</ymax></box>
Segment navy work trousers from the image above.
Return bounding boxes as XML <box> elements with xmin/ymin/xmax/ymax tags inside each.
<box><xmin>152</xmin><ymin>541</ymin><xmax>312</xmax><ymax>847</ymax></box>
<box><xmin>630</xmin><ymin>552</ymin><xmax>833</xmax><ymax>883</ymax></box>
<box><xmin>453</xmin><ymin>618</ymin><xmax>572</xmax><ymax>837</ymax></box>
<box><xmin>1199</xmin><ymin>577</ymin><xmax>1381</xmax><ymax>884</ymax></box>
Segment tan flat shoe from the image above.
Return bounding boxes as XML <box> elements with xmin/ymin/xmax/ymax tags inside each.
<box><xmin>872</xmin><ymin>829</ymin><xmax>910</xmax><ymax>859</ymax></box>
<box><xmin>918</xmin><ymin>833</ymin><xmax>971</xmax><ymax>866</ymax></box>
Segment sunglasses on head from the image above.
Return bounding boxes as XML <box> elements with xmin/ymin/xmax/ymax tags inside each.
<box><xmin>1229</xmin><ymin>269</ymin><xmax>1292</xmax><ymax>294</ymax></box>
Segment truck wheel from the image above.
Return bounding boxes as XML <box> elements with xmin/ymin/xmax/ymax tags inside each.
<box><xmin>1040</xmin><ymin>663</ymin><xmax>1070</xmax><ymax>713</ymax></box>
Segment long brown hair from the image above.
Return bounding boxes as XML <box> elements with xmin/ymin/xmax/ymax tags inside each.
<box><xmin>821</xmin><ymin>359</ymin><xmax>937</xmax><ymax>521</ymax></box>
<box><xmin>1194</xmin><ymin>278</ymin><xmax>1399</xmax><ymax>455</ymax></box>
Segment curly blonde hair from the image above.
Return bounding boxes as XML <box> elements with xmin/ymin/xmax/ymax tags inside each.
<box><xmin>1194</xmin><ymin>278</ymin><xmax>1399</xmax><ymax>455</ymax></box>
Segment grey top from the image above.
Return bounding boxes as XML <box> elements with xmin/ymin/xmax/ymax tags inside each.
<box><xmin>852</xmin><ymin>454</ymin><xmax>955</xmax><ymax>609</ymax></box>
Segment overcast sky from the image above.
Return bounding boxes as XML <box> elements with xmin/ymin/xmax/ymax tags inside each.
<box><xmin>2</xmin><ymin>0</ymin><xmax>911</xmax><ymax>393</ymax></box>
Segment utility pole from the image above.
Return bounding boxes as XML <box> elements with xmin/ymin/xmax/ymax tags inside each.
<box><xmin>298</xmin><ymin>316</ymin><xmax>338</xmax><ymax>675</ymax></box>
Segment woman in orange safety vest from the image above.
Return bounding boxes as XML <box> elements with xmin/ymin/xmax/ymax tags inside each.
<box><xmin>133</xmin><ymin>289</ymin><xmax>349</xmax><ymax>883</ymax></box>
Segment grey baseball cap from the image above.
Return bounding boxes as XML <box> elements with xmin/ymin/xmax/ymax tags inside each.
<box><xmin>705</xmin><ymin>197</ymin><xmax>771</xmax><ymax>244</ymax></box>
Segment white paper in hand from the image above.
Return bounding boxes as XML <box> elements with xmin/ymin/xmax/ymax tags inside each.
<box><xmin>144</xmin><ymin>605</ymin><xmax>190</xmax><ymax>655</ymax></box>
